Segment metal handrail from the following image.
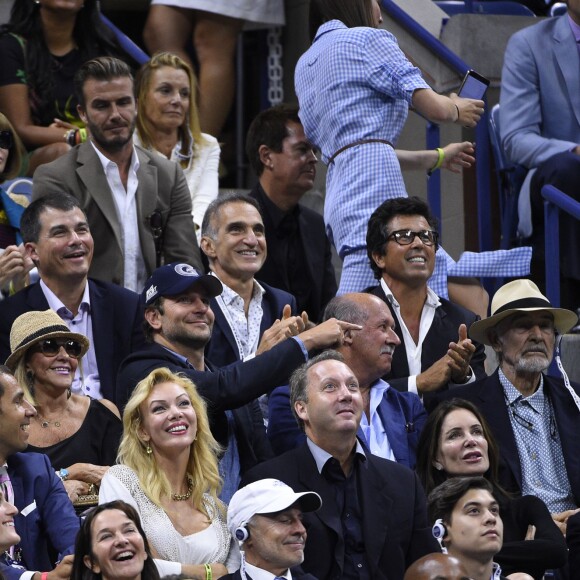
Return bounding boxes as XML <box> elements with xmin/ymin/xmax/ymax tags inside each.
<box><xmin>380</xmin><ymin>0</ymin><xmax>492</xmax><ymax>251</ymax></box>
<box><xmin>541</xmin><ymin>185</ymin><xmax>580</xmax><ymax>307</ymax></box>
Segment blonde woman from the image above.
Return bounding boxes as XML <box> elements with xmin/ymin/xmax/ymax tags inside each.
<box><xmin>134</xmin><ymin>52</ymin><xmax>219</xmax><ymax>241</ymax></box>
<box><xmin>100</xmin><ymin>368</ymin><xmax>238</xmax><ymax>579</ymax></box>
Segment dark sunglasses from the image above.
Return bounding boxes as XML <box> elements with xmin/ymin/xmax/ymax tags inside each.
<box><xmin>0</xmin><ymin>131</ymin><xmax>13</xmax><ymax>150</ymax></box>
<box><xmin>31</xmin><ymin>338</ymin><xmax>83</xmax><ymax>358</ymax></box>
<box><xmin>387</xmin><ymin>229</ymin><xmax>438</xmax><ymax>247</ymax></box>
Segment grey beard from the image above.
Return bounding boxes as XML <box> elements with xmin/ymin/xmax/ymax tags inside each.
<box><xmin>516</xmin><ymin>355</ymin><xmax>550</xmax><ymax>374</ymax></box>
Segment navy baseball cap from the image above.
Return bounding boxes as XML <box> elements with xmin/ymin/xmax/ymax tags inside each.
<box><xmin>142</xmin><ymin>263</ymin><xmax>223</xmax><ymax>305</ymax></box>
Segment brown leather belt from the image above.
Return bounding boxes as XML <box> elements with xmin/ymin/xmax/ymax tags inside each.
<box><xmin>327</xmin><ymin>138</ymin><xmax>394</xmax><ymax>164</ymax></box>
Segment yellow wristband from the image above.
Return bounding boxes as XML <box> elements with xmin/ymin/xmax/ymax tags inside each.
<box><xmin>204</xmin><ymin>564</ymin><xmax>212</xmax><ymax>580</ymax></box>
<box><xmin>428</xmin><ymin>148</ymin><xmax>445</xmax><ymax>176</ymax></box>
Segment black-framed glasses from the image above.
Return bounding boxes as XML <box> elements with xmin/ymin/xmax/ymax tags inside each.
<box><xmin>387</xmin><ymin>229</ymin><xmax>438</xmax><ymax>246</ymax></box>
<box><xmin>31</xmin><ymin>338</ymin><xmax>83</xmax><ymax>358</ymax></box>
<box><xmin>0</xmin><ymin>131</ymin><xmax>13</xmax><ymax>150</ymax></box>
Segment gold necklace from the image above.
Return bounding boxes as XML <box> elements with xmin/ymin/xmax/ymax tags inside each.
<box><xmin>36</xmin><ymin>412</ymin><xmax>64</xmax><ymax>428</ymax></box>
<box><xmin>171</xmin><ymin>476</ymin><xmax>193</xmax><ymax>501</ymax></box>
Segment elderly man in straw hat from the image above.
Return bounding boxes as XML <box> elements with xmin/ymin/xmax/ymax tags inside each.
<box><xmin>435</xmin><ymin>279</ymin><xmax>580</xmax><ymax>534</ymax></box>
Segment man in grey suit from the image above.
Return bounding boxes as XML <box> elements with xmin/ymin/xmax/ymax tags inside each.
<box><xmin>33</xmin><ymin>56</ymin><xmax>201</xmax><ymax>292</ymax></box>
<box><xmin>500</xmin><ymin>4</ymin><xmax>580</xmax><ymax>307</ymax></box>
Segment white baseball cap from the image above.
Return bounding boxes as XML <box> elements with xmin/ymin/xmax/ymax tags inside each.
<box><xmin>227</xmin><ymin>479</ymin><xmax>322</xmax><ymax>539</ymax></box>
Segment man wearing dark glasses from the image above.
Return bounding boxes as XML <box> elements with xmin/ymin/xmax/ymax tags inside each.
<box><xmin>365</xmin><ymin>196</ymin><xmax>486</xmax><ymax>408</ymax></box>
<box><xmin>0</xmin><ymin>193</ymin><xmax>145</xmax><ymax>409</ymax></box>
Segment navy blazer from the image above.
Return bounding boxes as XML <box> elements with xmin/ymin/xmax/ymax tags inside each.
<box><xmin>1</xmin><ymin>453</ymin><xmax>79</xmax><ymax>580</ymax></box>
<box><xmin>435</xmin><ymin>371</ymin><xmax>580</xmax><ymax>504</ymax></box>
<box><xmin>242</xmin><ymin>442</ymin><xmax>439</xmax><ymax>580</ymax></box>
<box><xmin>205</xmin><ymin>280</ymin><xmax>297</xmax><ymax>368</ymax></box>
<box><xmin>249</xmin><ymin>183</ymin><xmax>337</xmax><ymax>322</ymax></box>
<box><xmin>0</xmin><ymin>279</ymin><xmax>145</xmax><ymax>408</ymax></box>
<box><xmin>366</xmin><ymin>285</ymin><xmax>486</xmax><ymax>407</ymax></box>
<box><xmin>267</xmin><ymin>381</ymin><xmax>426</xmax><ymax>469</ymax></box>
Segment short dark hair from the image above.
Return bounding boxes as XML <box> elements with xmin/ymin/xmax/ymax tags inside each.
<box><xmin>143</xmin><ymin>297</ymin><xmax>165</xmax><ymax>343</ymax></box>
<box><xmin>323</xmin><ymin>294</ymin><xmax>369</xmax><ymax>326</ymax></box>
<box><xmin>289</xmin><ymin>350</ymin><xmax>345</xmax><ymax>430</ymax></box>
<box><xmin>416</xmin><ymin>398</ymin><xmax>502</xmax><ymax>496</ymax></box>
<box><xmin>71</xmin><ymin>500</ymin><xmax>160</xmax><ymax>580</ymax></box>
<box><xmin>427</xmin><ymin>476</ymin><xmax>495</xmax><ymax>528</ymax></box>
<box><xmin>201</xmin><ymin>192</ymin><xmax>262</xmax><ymax>241</ymax></box>
<box><xmin>309</xmin><ymin>0</ymin><xmax>377</xmax><ymax>39</ymax></box>
<box><xmin>74</xmin><ymin>56</ymin><xmax>134</xmax><ymax>108</ymax></box>
<box><xmin>245</xmin><ymin>104</ymin><xmax>302</xmax><ymax>176</ymax></box>
<box><xmin>366</xmin><ymin>196</ymin><xmax>438</xmax><ymax>280</ymax></box>
<box><xmin>21</xmin><ymin>193</ymin><xmax>84</xmax><ymax>244</ymax></box>
<box><xmin>0</xmin><ymin>366</ymin><xmax>15</xmax><ymax>405</ymax></box>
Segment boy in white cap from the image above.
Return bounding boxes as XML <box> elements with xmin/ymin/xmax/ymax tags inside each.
<box><xmin>225</xmin><ymin>479</ymin><xmax>321</xmax><ymax>580</ymax></box>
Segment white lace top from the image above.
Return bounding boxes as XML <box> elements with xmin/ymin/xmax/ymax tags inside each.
<box><xmin>100</xmin><ymin>465</ymin><xmax>240</xmax><ymax>575</ymax></box>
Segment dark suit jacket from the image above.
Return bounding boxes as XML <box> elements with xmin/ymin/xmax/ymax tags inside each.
<box><xmin>117</xmin><ymin>339</ymin><xmax>308</xmax><ymax>473</ymax></box>
<box><xmin>0</xmin><ymin>278</ymin><xmax>145</xmax><ymax>408</ymax></box>
<box><xmin>249</xmin><ymin>183</ymin><xmax>337</xmax><ymax>322</ymax></box>
<box><xmin>242</xmin><ymin>442</ymin><xmax>439</xmax><ymax>580</ymax></box>
<box><xmin>1</xmin><ymin>453</ymin><xmax>79</xmax><ymax>580</ymax></box>
<box><xmin>205</xmin><ymin>280</ymin><xmax>297</xmax><ymax>368</ymax></box>
<box><xmin>222</xmin><ymin>569</ymin><xmax>318</xmax><ymax>580</ymax></box>
<box><xmin>33</xmin><ymin>142</ymin><xmax>202</xmax><ymax>284</ymax></box>
<box><xmin>367</xmin><ymin>285</ymin><xmax>486</xmax><ymax>406</ymax></box>
<box><xmin>435</xmin><ymin>371</ymin><xmax>580</xmax><ymax>503</ymax></box>
<box><xmin>267</xmin><ymin>381</ymin><xmax>426</xmax><ymax>469</ymax></box>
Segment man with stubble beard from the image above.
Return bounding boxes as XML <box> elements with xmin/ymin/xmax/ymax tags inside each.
<box><xmin>33</xmin><ymin>56</ymin><xmax>201</xmax><ymax>292</ymax></box>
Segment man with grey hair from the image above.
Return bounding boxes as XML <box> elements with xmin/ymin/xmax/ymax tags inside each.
<box><xmin>200</xmin><ymin>192</ymin><xmax>301</xmax><ymax>371</ymax></box>
<box><xmin>269</xmin><ymin>292</ymin><xmax>427</xmax><ymax>468</ymax></box>
<box><xmin>33</xmin><ymin>56</ymin><xmax>201</xmax><ymax>291</ymax></box>
<box><xmin>242</xmin><ymin>350</ymin><xmax>438</xmax><ymax>579</ymax></box>
<box><xmin>437</xmin><ymin>279</ymin><xmax>580</xmax><ymax>533</ymax></box>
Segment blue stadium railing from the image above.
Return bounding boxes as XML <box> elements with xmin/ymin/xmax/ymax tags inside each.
<box><xmin>541</xmin><ymin>185</ymin><xmax>580</xmax><ymax>308</ymax></box>
<box><xmin>99</xmin><ymin>13</ymin><xmax>149</xmax><ymax>65</ymax></box>
<box><xmin>380</xmin><ymin>0</ymin><xmax>502</xmax><ymax>252</ymax></box>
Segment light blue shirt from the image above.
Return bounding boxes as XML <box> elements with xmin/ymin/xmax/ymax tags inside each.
<box><xmin>40</xmin><ymin>280</ymin><xmax>101</xmax><ymax>398</ymax></box>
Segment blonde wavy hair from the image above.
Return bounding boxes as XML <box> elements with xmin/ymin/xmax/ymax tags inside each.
<box><xmin>118</xmin><ymin>367</ymin><xmax>224</xmax><ymax>517</ymax></box>
<box><xmin>135</xmin><ymin>52</ymin><xmax>207</xmax><ymax>169</ymax></box>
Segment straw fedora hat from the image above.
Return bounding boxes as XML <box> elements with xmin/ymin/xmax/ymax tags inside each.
<box><xmin>469</xmin><ymin>279</ymin><xmax>578</xmax><ymax>345</ymax></box>
<box><xmin>6</xmin><ymin>309</ymin><xmax>90</xmax><ymax>370</ymax></box>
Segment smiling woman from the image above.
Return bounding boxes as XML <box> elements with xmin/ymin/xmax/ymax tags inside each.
<box><xmin>100</xmin><ymin>368</ymin><xmax>239</xmax><ymax>579</ymax></box>
<box><xmin>0</xmin><ymin>490</ymin><xmax>20</xmax><ymax>555</ymax></box>
<box><xmin>6</xmin><ymin>309</ymin><xmax>122</xmax><ymax>509</ymax></box>
<box><xmin>71</xmin><ymin>500</ymin><xmax>160</xmax><ymax>580</ymax></box>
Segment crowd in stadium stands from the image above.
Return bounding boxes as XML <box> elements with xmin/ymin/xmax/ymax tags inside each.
<box><xmin>0</xmin><ymin>0</ymin><xmax>580</xmax><ymax>578</ymax></box>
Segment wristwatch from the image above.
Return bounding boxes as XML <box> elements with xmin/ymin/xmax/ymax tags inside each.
<box><xmin>57</xmin><ymin>468</ymin><xmax>69</xmax><ymax>482</ymax></box>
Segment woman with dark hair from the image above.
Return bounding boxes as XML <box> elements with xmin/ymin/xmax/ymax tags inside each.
<box><xmin>71</xmin><ymin>500</ymin><xmax>160</xmax><ymax>580</ymax></box>
<box><xmin>0</xmin><ymin>0</ymin><xmax>132</xmax><ymax>175</ymax></box>
<box><xmin>417</xmin><ymin>398</ymin><xmax>567</xmax><ymax>578</ymax></box>
<box><xmin>295</xmin><ymin>0</ymin><xmax>484</xmax><ymax>295</ymax></box>
<box><xmin>134</xmin><ymin>52</ymin><xmax>219</xmax><ymax>241</ymax></box>
<box><xmin>0</xmin><ymin>112</ymin><xmax>33</xmax><ymax>294</ymax></box>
